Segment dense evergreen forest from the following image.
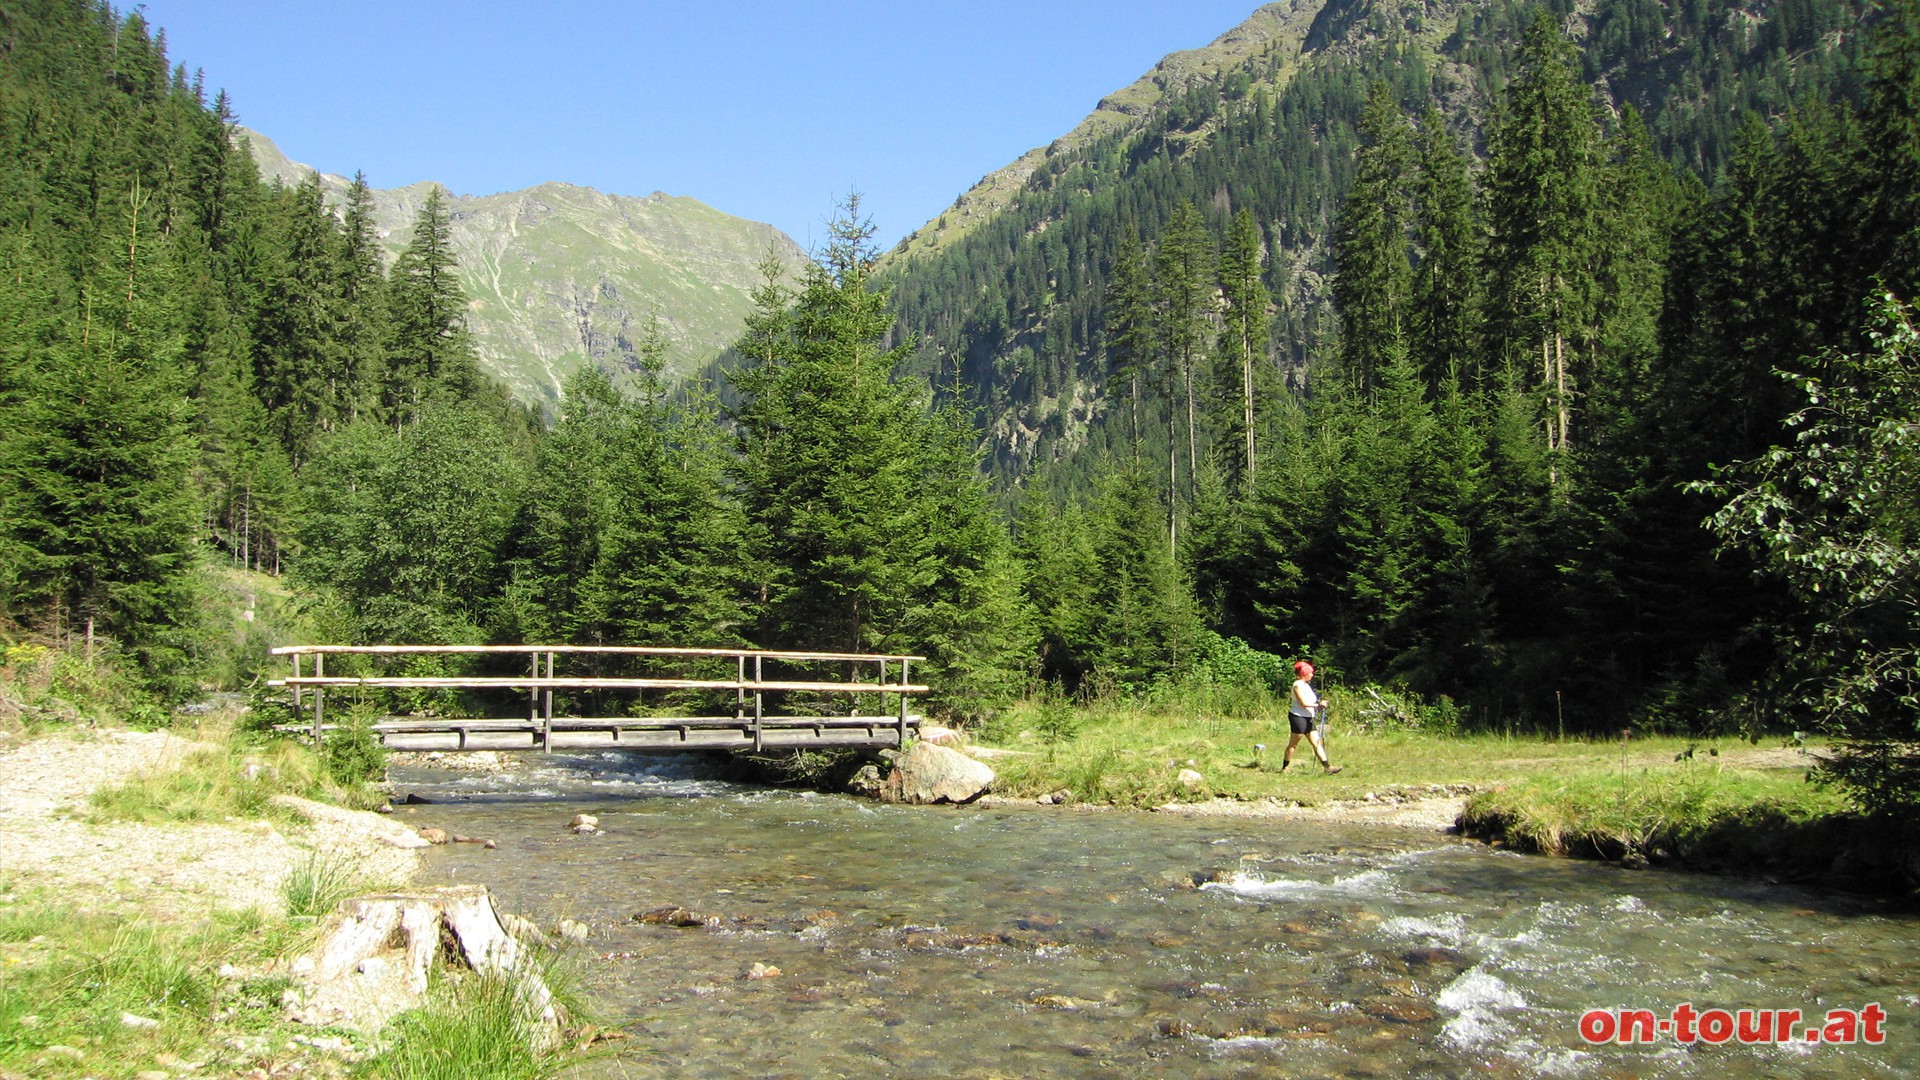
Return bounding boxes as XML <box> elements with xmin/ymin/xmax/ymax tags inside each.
<box><xmin>881</xmin><ymin>0</ymin><xmax>1920</xmax><ymax>802</ymax></box>
<box><xmin>1</xmin><ymin>0</ymin><xmax>1916</xmax><ymax>804</ymax></box>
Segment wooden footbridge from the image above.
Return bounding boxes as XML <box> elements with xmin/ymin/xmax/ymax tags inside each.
<box><xmin>268</xmin><ymin>644</ymin><xmax>925</xmax><ymax>753</ymax></box>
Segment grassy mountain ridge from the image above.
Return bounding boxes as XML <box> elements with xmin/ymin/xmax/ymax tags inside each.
<box><xmin>242</xmin><ymin>128</ymin><xmax>809</xmax><ymax>406</ymax></box>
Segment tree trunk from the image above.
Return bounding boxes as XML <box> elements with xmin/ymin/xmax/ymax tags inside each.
<box><xmin>295</xmin><ymin>885</ymin><xmax>561</xmax><ymax>1045</ymax></box>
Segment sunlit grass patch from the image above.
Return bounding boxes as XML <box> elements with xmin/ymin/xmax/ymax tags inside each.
<box><xmin>1459</xmin><ymin>760</ymin><xmax>1850</xmax><ymax>862</ymax></box>
<box><xmin>86</xmin><ymin>724</ymin><xmax>384</xmax><ymax>825</ymax></box>
<box><xmin>354</xmin><ymin>954</ymin><xmax>589</xmax><ymax>1080</ymax></box>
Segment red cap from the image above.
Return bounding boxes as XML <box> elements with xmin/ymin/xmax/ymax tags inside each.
<box><xmin>1294</xmin><ymin>661</ymin><xmax>1314</xmax><ymax>678</ymax></box>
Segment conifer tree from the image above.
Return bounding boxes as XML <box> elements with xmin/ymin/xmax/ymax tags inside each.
<box><xmin>1483</xmin><ymin>13</ymin><xmax>1602</xmax><ymax>466</ymax></box>
<box><xmin>253</xmin><ymin>175</ymin><xmax>344</xmax><ymax>465</ymax></box>
<box><xmin>1086</xmin><ymin>463</ymin><xmax>1200</xmax><ymax>687</ymax></box>
<box><xmin>1216</xmin><ymin>208</ymin><xmax>1270</xmax><ymax>494</ymax></box>
<box><xmin>1153</xmin><ymin>204</ymin><xmax>1212</xmax><ymax>544</ymax></box>
<box><xmin>1103</xmin><ymin>228</ymin><xmax>1154</xmax><ymax>464</ymax></box>
<box><xmin>382</xmin><ymin>186</ymin><xmax>479</xmax><ymax>425</ymax></box>
<box><xmin>0</xmin><ymin>183</ymin><xmax>198</xmax><ymax>684</ymax></box>
<box><xmin>335</xmin><ymin>171</ymin><xmax>386</xmax><ymax>427</ymax></box>
<box><xmin>1333</xmin><ymin>82</ymin><xmax>1414</xmax><ymax>395</ymax></box>
<box><xmin>1411</xmin><ymin>107</ymin><xmax>1482</xmax><ymax>392</ymax></box>
<box><xmin>730</xmin><ymin>197</ymin><xmax>1030</xmax><ymax>711</ymax></box>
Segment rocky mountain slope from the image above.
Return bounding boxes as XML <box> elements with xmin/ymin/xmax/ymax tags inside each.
<box><xmin>244</xmin><ymin>129</ymin><xmax>809</xmax><ymax>407</ymax></box>
<box><xmin>878</xmin><ymin>0</ymin><xmax>1870</xmax><ymax>482</ymax></box>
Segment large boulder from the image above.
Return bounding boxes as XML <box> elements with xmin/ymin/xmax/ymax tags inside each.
<box><xmin>881</xmin><ymin>741</ymin><xmax>995</xmax><ymax>805</ymax></box>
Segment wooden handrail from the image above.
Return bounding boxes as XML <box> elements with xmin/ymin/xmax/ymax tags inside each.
<box><xmin>270</xmin><ymin>676</ymin><xmax>929</xmax><ymax>694</ymax></box>
<box><xmin>269</xmin><ymin>644</ymin><xmax>925</xmax><ymax>663</ymax></box>
<box><xmin>275</xmin><ymin>642</ymin><xmax>926</xmax><ymax>753</ymax></box>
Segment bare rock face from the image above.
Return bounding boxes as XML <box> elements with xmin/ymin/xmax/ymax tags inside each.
<box><xmin>881</xmin><ymin>741</ymin><xmax>995</xmax><ymax>805</ymax></box>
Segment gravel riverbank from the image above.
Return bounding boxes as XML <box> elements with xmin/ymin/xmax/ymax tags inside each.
<box><xmin>0</xmin><ymin>729</ymin><xmax>420</xmax><ymax>918</ymax></box>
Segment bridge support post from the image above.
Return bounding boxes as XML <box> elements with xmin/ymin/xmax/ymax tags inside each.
<box><xmin>312</xmin><ymin>653</ymin><xmax>325</xmax><ymax>744</ymax></box>
<box><xmin>753</xmin><ymin>655</ymin><xmax>763</xmax><ymax>752</ymax></box>
<box><xmin>542</xmin><ymin>651</ymin><xmax>554</xmax><ymax>751</ymax></box>
<box><xmin>897</xmin><ymin>658</ymin><xmax>909</xmax><ymax>747</ymax></box>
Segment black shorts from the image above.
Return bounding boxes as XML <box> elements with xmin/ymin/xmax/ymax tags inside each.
<box><xmin>1288</xmin><ymin>713</ymin><xmax>1316</xmax><ymax>735</ymax></box>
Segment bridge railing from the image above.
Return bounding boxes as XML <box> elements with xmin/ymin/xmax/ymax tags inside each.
<box><xmin>267</xmin><ymin>644</ymin><xmax>928</xmax><ymax>752</ymax></box>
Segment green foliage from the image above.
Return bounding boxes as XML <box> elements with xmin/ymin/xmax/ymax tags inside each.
<box><xmin>1030</xmin><ymin>683</ymin><xmax>1081</xmax><ymax>761</ymax></box>
<box><xmin>1344</xmin><ymin>683</ymin><xmax>1463</xmax><ymax>734</ymax></box>
<box><xmin>730</xmin><ymin>196</ymin><xmax>1033</xmax><ymax>717</ymax></box>
<box><xmin>298</xmin><ymin>405</ymin><xmax>529</xmax><ymax>644</ymax></box>
<box><xmin>320</xmin><ymin>706</ymin><xmax>388</xmax><ymax>787</ymax></box>
<box><xmin>1459</xmin><ymin>757</ymin><xmax>1852</xmax><ymax>865</ymax></box>
<box><xmin>1698</xmin><ymin>293</ymin><xmax>1920</xmax><ymax>810</ymax></box>
<box><xmin>354</xmin><ymin>969</ymin><xmax>568</xmax><ymax>1080</ymax></box>
<box><xmin>281</xmin><ymin>850</ymin><xmax>378</xmax><ymax>919</ymax></box>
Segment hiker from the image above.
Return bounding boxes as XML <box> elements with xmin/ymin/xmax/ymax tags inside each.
<box><xmin>1284</xmin><ymin>660</ymin><xmax>1342</xmax><ymax>774</ymax></box>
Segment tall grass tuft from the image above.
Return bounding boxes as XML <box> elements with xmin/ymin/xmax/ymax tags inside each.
<box><xmin>282</xmin><ymin>850</ymin><xmax>383</xmax><ymax>919</ymax></box>
<box><xmin>355</xmin><ymin>969</ymin><xmax>565</xmax><ymax>1080</ymax></box>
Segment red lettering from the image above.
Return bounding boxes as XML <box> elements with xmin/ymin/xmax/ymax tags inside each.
<box><xmin>1579</xmin><ymin>1010</ymin><xmax>1616</xmax><ymax>1044</ymax></box>
<box><xmin>1698</xmin><ymin>1008</ymin><xmax>1735</xmax><ymax>1044</ymax></box>
<box><xmin>1673</xmin><ymin>1002</ymin><xmax>1699</xmax><ymax>1043</ymax></box>
<box><xmin>1619</xmin><ymin>1009</ymin><xmax>1657</xmax><ymax>1044</ymax></box>
<box><xmin>1823</xmin><ymin>1009</ymin><xmax>1859</xmax><ymax>1044</ymax></box>
<box><xmin>1777</xmin><ymin>1008</ymin><xmax>1802</xmax><ymax>1042</ymax></box>
<box><xmin>1737</xmin><ymin>1008</ymin><xmax>1773</xmax><ymax>1043</ymax></box>
<box><xmin>1863</xmin><ymin>1003</ymin><xmax>1886</xmax><ymax>1044</ymax></box>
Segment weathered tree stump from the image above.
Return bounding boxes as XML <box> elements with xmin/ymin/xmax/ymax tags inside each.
<box><xmin>290</xmin><ymin>884</ymin><xmax>559</xmax><ymax>1044</ymax></box>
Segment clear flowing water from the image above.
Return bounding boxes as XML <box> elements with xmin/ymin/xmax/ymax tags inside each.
<box><xmin>394</xmin><ymin>753</ymin><xmax>1917</xmax><ymax>1078</ymax></box>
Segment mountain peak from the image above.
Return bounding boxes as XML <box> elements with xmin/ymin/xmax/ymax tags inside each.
<box><xmin>235</xmin><ymin>129</ymin><xmax>807</xmax><ymax>404</ymax></box>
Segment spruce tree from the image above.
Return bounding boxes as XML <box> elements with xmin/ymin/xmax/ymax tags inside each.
<box><xmin>0</xmin><ymin>183</ymin><xmax>198</xmax><ymax>686</ymax></box>
<box><xmin>1332</xmin><ymin>82</ymin><xmax>1414</xmax><ymax>395</ymax></box>
<box><xmin>382</xmin><ymin>186</ymin><xmax>479</xmax><ymax>425</ymax></box>
<box><xmin>1103</xmin><ymin>228</ymin><xmax>1154</xmax><ymax>465</ymax></box>
<box><xmin>730</xmin><ymin>197</ymin><xmax>1031</xmax><ymax>712</ymax></box>
<box><xmin>1217</xmin><ymin>208</ymin><xmax>1270</xmax><ymax>494</ymax></box>
<box><xmin>1482</xmin><ymin>13</ymin><xmax>1602</xmax><ymax>466</ymax></box>
<box><xmin>1411</xmin><ymin>106</ymin><xmax>1482</xmax><ymax>392</ymax></box>
<box><xmin>1152</xmin><ymin>203</ymin><xmax>1212</xmax><ymax>544</ymax></box>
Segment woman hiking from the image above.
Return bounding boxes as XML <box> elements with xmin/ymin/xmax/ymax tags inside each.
<box><xmin>1284</xmin><ymin>660</ymin><xmax>1342</xmax><ymax>774</ymax></box>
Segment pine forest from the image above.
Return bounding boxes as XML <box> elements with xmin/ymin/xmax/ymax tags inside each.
<box><xmin>3</xmin><ymin>0</ymin><xmax>1919</xmax><ymax>812</ymax></box>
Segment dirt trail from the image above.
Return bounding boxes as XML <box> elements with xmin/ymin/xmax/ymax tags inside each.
<box><xmin>0</xmin><ymin>730</ymin><xmax>419</xmax><ymax>918</ymax></box>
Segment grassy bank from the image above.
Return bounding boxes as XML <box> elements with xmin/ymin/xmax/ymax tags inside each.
<box><xmin>0</xmin><ymin>636</ymin><xmax>587</xmax><ymax>1080</ymax></box>
<box><xmin>971</xmin><ymin>696</ymin><xmax>1807</xmax><ymax>807</ymax></box>
<box><xmin>963</xmin><ymin>694</ymin><xmax>1920</xmax><ymax>895</ymax></box>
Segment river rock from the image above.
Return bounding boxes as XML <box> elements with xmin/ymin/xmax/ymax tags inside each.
<box><xmin>1400</xmin><ymin>946</ymin><xmax>1469</xmax><ymax>972</ymax></box>
<box><xmin>1177</xmin><ymin>768</ymin><xmax>1206</xmax><ymax>790</ymax></box>
<box><xmin>846</xmin><ymin>763</ymin><xmax>885</xmax><ymax>798</ymax></box>
<box><xmin>568</xmin><ymin>814</ymin><xmax>600</xmax><ymax>834</ymax></box>
<box><xmin>557</xmin><ymin>919</ymin><xmax>590</xmax><ymax>942</ymax></box>
<box><xmin>417</xmin><ymin>827</ymin><xmax>449</xmax><ymax>845</ymax></box>
<box><xmin>880</xmin><ymin>741</ymin><xmax>994</xmax><ymax>805</ymax></box>
<box><xmin>634</xmin><ymin>905</ymin><xmax>720</xmax><ymax>928</ymax></box>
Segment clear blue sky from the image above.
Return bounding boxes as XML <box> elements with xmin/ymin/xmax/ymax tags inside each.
<box><xmin>142</xmin><ymin>1</ymin><xmax>1269</xmax><ymax>251</ymax></box>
